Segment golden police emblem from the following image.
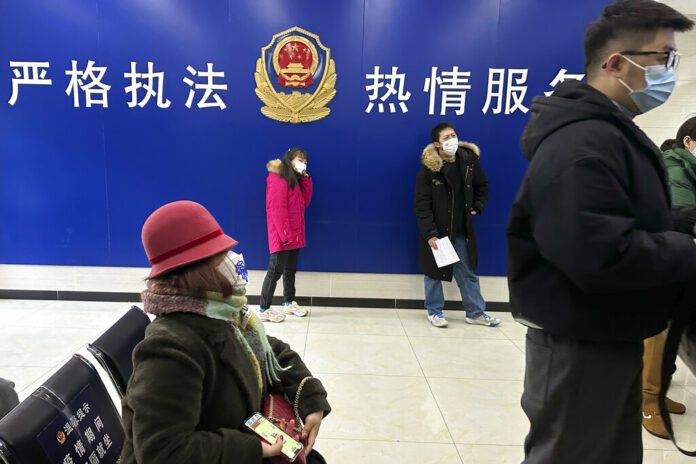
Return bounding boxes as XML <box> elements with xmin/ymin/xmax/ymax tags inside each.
<box><xmin>254</xmin><ymin>26</ymin><xmax>337</xmax><ymax>123</ymax></box>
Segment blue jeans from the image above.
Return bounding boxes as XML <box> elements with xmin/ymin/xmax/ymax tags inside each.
<box><xmin>424</xmin><ymin>236</ymin><xmax>485</xmax><ymax>318</ymax></box>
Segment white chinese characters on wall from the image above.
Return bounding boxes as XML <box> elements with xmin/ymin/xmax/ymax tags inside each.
<box><xmin>363</xmin><ymin>65</ymin><xmax>585</xmax><ymax>116</ymax></box>
<box><xmin>8</xmin><ymin>61</ymin><xmax>228</xmax><ymax>110</ymax></box>
<box><xmin>8</xmin><ymin>60</ymin><xmax>584</xmax><ymax>114</ymax></box>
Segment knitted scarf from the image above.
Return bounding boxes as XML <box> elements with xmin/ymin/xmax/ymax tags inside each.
<box><xmin>141</xmin><ymin>279</ymin><xmax>288</xmax><ymax>393</ymax></box>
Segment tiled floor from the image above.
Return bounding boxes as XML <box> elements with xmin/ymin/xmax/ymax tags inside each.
<box><xmin>1</xmin><ymin>299</ymin><xmax>696</xmax><ymax>463</ymax></box>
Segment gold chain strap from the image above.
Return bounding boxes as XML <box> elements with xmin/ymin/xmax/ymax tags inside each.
<box><xmin>267</xmin><ymin>393</ymin><xmax>303</xmax><ymax>433</ymax></box>
<box><xmin>266</xmin><ymin>376</ymin><xmax>313</xmax><ymax>433</ymax></box>
<box><xmin>293</xmin><ymin>376</ymin><xmax>312</xmax><ymax>426</ymax></box>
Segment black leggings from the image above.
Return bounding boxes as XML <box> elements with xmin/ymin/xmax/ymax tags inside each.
<box><xmin>259</xmin><ymin>249</ymin><xmax>299</xmax><ymax>309</ymax></box>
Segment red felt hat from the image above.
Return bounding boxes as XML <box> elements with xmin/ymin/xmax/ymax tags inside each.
<box><xmin>142</xmin><ymin>201</ymin><xmax>238</xmax><ymax>278</ymax></box>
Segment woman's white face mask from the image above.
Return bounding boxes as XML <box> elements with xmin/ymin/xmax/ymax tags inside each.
<box><xmin>686</xmin><ymin>138</ymin><xmax>696</xmax><ymax>157</ymax></box>
<box><xmin>217</xmin><ymin>251</ymin><xmax>248</xmax><ymax>286</ymax></box>
<box><xmin>293</xmin><ymin>160</ymin><xmax>307</xmax><ymax>174</ymax></box>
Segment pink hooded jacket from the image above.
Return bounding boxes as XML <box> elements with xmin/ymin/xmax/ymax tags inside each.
<box><xmin>265</xmin><ymin>159</ymin><xmax>313</xmax><ymax>254</ymax></box>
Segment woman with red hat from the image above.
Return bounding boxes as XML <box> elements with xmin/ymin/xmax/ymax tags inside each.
<box><xmin>259</xmin><ymin>147</ymin><xmax>313</xmax><ymax>322</ymax></box>
<box><xmin>119</xmin><ymin>200</ymin><xmax>330</xmax><ymax>463</ymax></box>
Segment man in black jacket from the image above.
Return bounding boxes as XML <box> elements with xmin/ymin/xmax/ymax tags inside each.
<box><xmin>414</xmin><ymin>122</ymin><xmax>498</xmax><ymax>328</ymax></box>
<box><xmin>507</xmin><ymin>1</ymin><xmax>696</xmax><ymax>462</ymax></box>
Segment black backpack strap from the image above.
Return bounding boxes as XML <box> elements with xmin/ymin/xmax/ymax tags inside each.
<box><xmin>659</xmin><ymin>289</ymin><xmax>696</xmax><ymax>456</ymax></box>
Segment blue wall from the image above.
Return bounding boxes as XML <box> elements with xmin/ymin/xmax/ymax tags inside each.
<box><xmin>0</xmin><ymin>0</ymin><xmax>608</xmax><ymax>275</ymax></box>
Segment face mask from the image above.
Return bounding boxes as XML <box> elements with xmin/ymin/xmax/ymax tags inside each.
<box><xmin>217</xmin><ymin>251</ymin><xmax>248</xmax><ymax>285</ymax></box>
<box><xmin>293</xmin><ymin>161</ymin><xmax>307</xmax><ymax>174</ymax></box>
<box><xmin>441</xmin><ymin>138</ymin><xmax>459</xmax><ymax>155</ymax></box>
<box><xmin>618</xmin><ymin>56</ymin><xmax>675</xmax><ymax>114</ymax></box>
<box><xmin>686</xmin><ymin>139</ymin><xmax>696</xmax><ymax>157</ymax></box>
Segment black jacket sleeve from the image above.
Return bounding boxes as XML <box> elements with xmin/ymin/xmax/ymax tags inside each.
<box><xmin>672</xmin><ymin>206</ymin><xmax>696</xmax><ymax>236</ymax></box>
<box><xmin>268</xmin><ymin>336</ymin><xmax>331</xmax><ymax>422</ymax></box>
<box><xmin>472</xmin><ymin>160</ymin><xmax>488</xmax><ymax>214</ymax></box>
<box><xmin>414</xmin><ymin>168</ymin><xmax>438</xmax><ymax>240</ymax></box>
<box><xmin>531</xmin><ymin>156</ymin><xmax>696</xmax><ymax>293</ymax></box>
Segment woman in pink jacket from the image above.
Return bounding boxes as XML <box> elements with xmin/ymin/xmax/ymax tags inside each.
<box><xmin>259</xmin><ymin>148</ymin><xmax>313</xmax><ymax>322</ymax></box>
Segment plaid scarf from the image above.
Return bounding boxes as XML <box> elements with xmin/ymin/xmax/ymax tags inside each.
<box><xmin>141</xmin><ymin>279</ymin><xmax>288</xmax><ymax>393</ymax></box>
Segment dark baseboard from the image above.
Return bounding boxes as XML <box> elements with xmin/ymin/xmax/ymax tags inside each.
<box><xmin>0</xmin><ymin>289</ymin><xmax>510</xmax><ymax>311</ymax></box>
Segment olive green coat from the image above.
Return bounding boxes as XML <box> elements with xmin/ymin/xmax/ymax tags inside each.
<box><xmin>663</xmin><ymin>148</ymin><xmax>696</xmax><ymax>207</ymax></box>
<box><xmin>120</xmin><ymin>312</ymin><xmax>331</xmax><ymax>464</ymax></box>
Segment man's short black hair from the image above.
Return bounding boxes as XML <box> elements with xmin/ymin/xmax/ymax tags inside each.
<box><xmin>430</xmin><ymin>122</ymin><xmax>456</xmax><ymax>143</ymax></box>
<box><xmin>584</xmin><ymin>0</ymin><xmax>694</xmax><ymax>76</ymax></box>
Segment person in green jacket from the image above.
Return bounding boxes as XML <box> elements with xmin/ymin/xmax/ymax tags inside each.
<box><xmin>662</xmin><ymin>116</ymin><xmax>696</xmax><ymax>205</ymax></box>
<box><xmin>642</xmin><ymin>116</ymin><xmax>696</xmax><ymax>438</ymax></box>
<box><xmin>120</xmin><ymin>200</ymin><xmax>331</xmax><ymax>463</ymax></box>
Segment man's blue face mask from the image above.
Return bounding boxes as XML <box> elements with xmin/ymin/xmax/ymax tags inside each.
<box><xmin>618</xmin><ymin>55</ymin><xmax>676</xmax><ymax>114</ymax></box>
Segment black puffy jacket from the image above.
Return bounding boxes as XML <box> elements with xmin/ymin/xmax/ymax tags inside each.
<box><xmin>414</xmin><ymin>142</ymin><xmax>488</xmax><ymax>281</ymax></box>
<box><xmin>507</xmin><ymin>80</ymin><xmax>696</xmax><ymax>342</ymax></box>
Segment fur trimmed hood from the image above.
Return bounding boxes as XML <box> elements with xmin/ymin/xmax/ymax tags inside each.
<box><xmin>421</xmin><ymin>141</ymin><xmax>481</xmax><ymax>172</ymax></box>
<box><xmin>266</xmin><ymin>159</ymin><xmax>282</xmax><ymax>174</ymax></box>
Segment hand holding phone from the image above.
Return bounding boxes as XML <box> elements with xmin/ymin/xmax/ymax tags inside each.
<box><xmin>261</xmin><ymin>435</ymin><xmax>284</xmax><ymax>458</ymax></box>
<box><xmin>245</xmin><ymin>413</ymin><xmax>304</xmax><ymax>462</ymax></box>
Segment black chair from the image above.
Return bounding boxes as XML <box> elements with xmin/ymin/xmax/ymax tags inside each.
<box><xmin>0</xmin><ymin>379</ymin><xmax>19</xmax><ymax>421</ymax></box>
<box><xmin>0</xmin><ymin>355</ymin><xmax>123</xmax><ymax>464</ymax></box>
<box><xmin>87</xmin><ymin>305</ymin><xmax>151</xmax><ymax>397</ymax></box>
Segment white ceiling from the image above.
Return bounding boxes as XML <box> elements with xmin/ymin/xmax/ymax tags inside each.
<box><xmin>659</xmin><ymin>0</ymin><xmax>696</xmax><ymax>15</ymax></box>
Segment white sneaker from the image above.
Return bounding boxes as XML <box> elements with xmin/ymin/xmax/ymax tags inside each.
<box><xmin>258</xmin><ymin>307</ymin><xmax>285</xmax><ymax>323</ymax></box>
<box><xmin>428</xmin><ymin>313</ymin><xmax>448</xmax><ymax>328</ymax></box>
<box><xmin>283</xmin><ymin>301</ymin><xmax>308</xmax><ymax>317</ymax></box>
<box><xmin>465</xmin><ymin>313</ymin><xmax>500</xmax><ymax>327</ymax></box>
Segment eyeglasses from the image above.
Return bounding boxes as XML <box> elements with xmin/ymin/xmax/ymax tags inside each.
<box><xmin>602</xmin><ymin>50</ymin><xmax>680</xmax><ymax>70</ymax></box>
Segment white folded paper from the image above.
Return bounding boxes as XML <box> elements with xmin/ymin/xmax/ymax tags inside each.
<box><xmin>432</xmin><ymin>237</ymin><xmax>460</xmax><ymax>268</ymax></box>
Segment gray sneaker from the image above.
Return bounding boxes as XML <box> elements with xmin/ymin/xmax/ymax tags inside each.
<box><xmin>465</xmin><ymin>313</ymin><xmax>501</xmax><ymax>327</ymax></box>
<box><xmin>258</xmin><ymin>307</ymin><xmax>285</xmax><ymax>323</ymax></box>
<box><xmin>283</xmin><ymin>301</ymin><xmax>308</xmax><ymax>317</ymax></box>
<box><xmin>428</xmin><ymin>313</ymin><xmax>448</xmax><ymax>328</ymax></box>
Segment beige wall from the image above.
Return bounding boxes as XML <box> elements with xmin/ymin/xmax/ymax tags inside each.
<box><xmin>635</xmin><ymin>14</ymin><xmax>696</xmax><ymax>146</ymax></box>
<box><xmin>659</xmin><ymin>0</ymin><xmax>696</xmax><ymax>15</ymax></box>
